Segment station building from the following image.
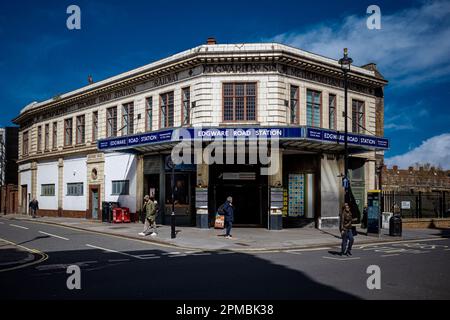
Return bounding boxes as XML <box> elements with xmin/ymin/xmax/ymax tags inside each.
<box><xmin>13</xmin><ymin>39</ymin><xmax>388</xmax><ymax>229</ymax></box>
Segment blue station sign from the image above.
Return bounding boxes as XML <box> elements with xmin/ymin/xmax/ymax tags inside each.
<box><xmin>306</xmin><ymin>128</ymin><xmax>389</xmax><ymax>149</ymax></box>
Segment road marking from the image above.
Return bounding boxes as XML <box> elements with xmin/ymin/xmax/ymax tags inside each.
<box><xmin>10</xmin><ymin>224</ymin><xmax>29</xmax><ymax>230</ymax></box>
<box><xmin>445</xmin><ymin>249</ymin><xmax>450</xmax><ymax>251</ymax></box>
<box><xmin>192</xmin><ymin>253</ymin><xmax>211</xmax><ymax>256</ymax></box>
<box><xmin>322</xmin><ymin>256</ymin><xmax>361</xmax><ymax>261</ymax></box>
<box><xmin>381</xmin><ymin>254</ymin><xmax>400</xmax><ymax>258</ymax></box>
<box><xmin>0</xmin><ymin>222</ymin><xmax>4</xmax><ymax>224</ymax></box>
<box><xmin>39</xmin><ymin>231</ymin><xmax>69</xmax><ymax>241</ymax></box>
<box><xmin>108</xmin><ymin>259</ymin><xmax>130</xmax><ymax>263</ymax></box>
<box><xmin>0</xmin><ymin>237</ymin><xmax>48</xmax><ymax>273</ymax></box>
<box><xmin>286</xmin><ymin>250</ymin><xmax>303</xmax><ymax>255</ymax></box>
<box><xmin>85</xmin><ymin>244</ymin><xmax>142</xmax><ymax>259</ymax></box>
<box><xmin>356</xmin><ymin>237</ymin><xmax>448</xmax><ymax>249</ymax></box>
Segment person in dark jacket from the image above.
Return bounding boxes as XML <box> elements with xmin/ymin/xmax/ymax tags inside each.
<box><xmin>29</xmin><ymin>198</ymin><xmax>39</xmax><ymax>218</ymax></box>
<box><xmin>223</xmin><ymin>196</ymin><xmax>234</xmax><ymax>239</ymax></box>
<box><xmin>340</xmin><ymin>203</ymin><xmax>355</xmax><ymax>256</ymax></box>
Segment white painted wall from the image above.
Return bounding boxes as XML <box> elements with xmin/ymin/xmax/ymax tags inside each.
<box><xmin>36</xmin><ymin>161</ymin><xmax>58</xmax><ymax>210</ymax></box>
<box><xmin>104</xmin><ymin>153</ymin><xmax>137</xmax><ymax>213</ymax></box>
<box><xmin>63</xmin><ymin>157</ymin><xmax>87</xmax><ymax>211</ymax></box>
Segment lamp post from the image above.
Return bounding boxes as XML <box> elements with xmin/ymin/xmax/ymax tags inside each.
<box><xmin>166</xmin><ymin>156</ymin><xmax>176</xmax><ymax>239</ymax></box>
<box><xmin>339</xmin><ymin>48</ymin><xmax>353</xmax><ymax>204</ymax></box>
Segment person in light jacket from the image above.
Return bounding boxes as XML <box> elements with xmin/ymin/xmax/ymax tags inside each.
<box><xmin>139</xmin><ymin>195</ymin><xmax>157</xmax><ymax>237</ymax></box>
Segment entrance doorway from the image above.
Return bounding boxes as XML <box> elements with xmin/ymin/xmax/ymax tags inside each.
<box><xmin>21</xmin><ymin>185</ymin><xmax>28</xmax><ymax>215</ymax></box>
<box><xmin>89</xmin><ymin>186</ymin><xmax>100</xmax><ymax>220</ymax></box>
<box><xmin>210</xmin><ymin>164</ymin><xmax>268</xmax><ymax>227</ymax></box>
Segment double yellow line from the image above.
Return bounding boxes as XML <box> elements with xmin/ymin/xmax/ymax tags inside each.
<box><xmin>0</xmin><ymin>237</ymin><xmax>48</xmax><ymax>273</ymax></box>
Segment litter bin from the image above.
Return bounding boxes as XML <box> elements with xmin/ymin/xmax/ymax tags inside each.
<box><xmin>389</xmin><ymin>214</ymin><xmax>402</xmax><ymax>237</ymax></box>
<box><xmin>112</xmin><ymin>208</ymin><xmax>123</xmax><ymax>223</ymax></box>
<box><xmin>122</xmin><ymin>207</ymin><xmax>131</xmax><ymax>223</ymax></box>
<box><xmin>102</xmin><ymin>202</ymin><xmax>120</xmax><ymax>223</ymax></box>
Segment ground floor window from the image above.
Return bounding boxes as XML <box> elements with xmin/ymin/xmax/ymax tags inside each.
<box><xmin>112</xmin><ymin>180</ymin><xmax>129</xmax><ymax>195</ymax></box>
<box><xmin>67</xmin><ymin>183</ymin><xmax>83</xmax><ymax>196</ymax></box>
<box><xmin>165</xmin><ymin>174</ymin><xmax>189</xmax><ymax>206</ymax></box>
<box><xmin>41</xmin><ymin>184</ymin><xmax>55</xmax><ymax>197</ymax></box>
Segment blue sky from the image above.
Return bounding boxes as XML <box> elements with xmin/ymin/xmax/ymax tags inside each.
<box><xmin>0</xmin><ymin>0</ymin><xmax>449</xmax><ymax>168</ymax></box>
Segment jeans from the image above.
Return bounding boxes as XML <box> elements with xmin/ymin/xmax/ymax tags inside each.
<box><xmin>225</xmin><ymin>220</ymin><xmax>232</xmax><ymax>236</ymax></box>
<box><xmin>143</xmin><ymin>218</ymin><xmax>156</xmax><ymax>235</ymax></box>
<box><xmin>341</xmin><ymin>229</ymin><xmax>354</xmax><ymax>254</ymax></box>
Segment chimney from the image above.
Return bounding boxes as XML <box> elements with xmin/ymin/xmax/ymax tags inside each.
<box><xmin>88</xmin><ymin>75</ymin><xmax>94</xmax><ymax>85</ymax></box>
<box><xmin>206</xmin><ymin>37</ymin><xmax>217</xmax><ymax>45</ymax></box>
<box><xmin>393</xmin><ymin>165</ymin><xmax>398</xmax><ymax>172</ymax></box>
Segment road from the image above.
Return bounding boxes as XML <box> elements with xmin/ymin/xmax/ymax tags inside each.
<box><xmin>1</xmin><ymin>216</ymin><xmax>450</xmax><ymax>300</ymax></box>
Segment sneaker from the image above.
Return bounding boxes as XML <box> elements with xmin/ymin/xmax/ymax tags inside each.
<box><xmin>346</xmin><ymin>251</ymin><xmax>352</xmax><ymax>256</ymax></box>
<box><xmin>150</xmin><ymin>232</ymin><xmax>157</xmax><ymax>237</ymax></box>
<box><xmin>138</xmin><ymin>232</ymin><xmax>145</xmax><ymax>236</ymax></box>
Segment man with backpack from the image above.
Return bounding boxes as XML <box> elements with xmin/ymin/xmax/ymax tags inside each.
<box><xmin>219</xmin><ymin>196</ymin><xmax>234</xmax><ymax>239</ymax></box>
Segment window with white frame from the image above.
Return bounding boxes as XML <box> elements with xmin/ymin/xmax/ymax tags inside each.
<box><xmin>329</xmin><ymin>94</ymin><xmax>336</xmax><ymax>130</ymax></box>
<box><xmin>146</xmin><ymin>97</ymin><xmax>153</xmax><ymax>131</ymax></box>
<box><xmin>352</xmin><ymin>100</ymin><xmax>365</xmax><ymax>134</ymax></box>
<box><xmin>306</xmin><ymin>89</ymin><xmax>321</xmax><ymax>127</ymax></box>
<box><xmin>182</xmin><ymin>87</ymin><xmax>191</xmax><ymax>125</ymax></box>
<box><xmin>160</xmin><ymin>92</ymin><xmax>174</xmax><ymax>128</ymax></box>
<box><xmin>122</xmin><ymin>102</ymin><xmax>134</xmax><ymax>135</ymax></box>
<box><xmin>107</xmin><ymin>107</ymin><xmax>118</xmax><ymax>137</ymax></box>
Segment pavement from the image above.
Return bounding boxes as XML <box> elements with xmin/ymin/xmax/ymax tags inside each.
<box><xmin>2</xmin><ymin>213</ymin><xmax>449</xmax><ymax>252</ymax></box>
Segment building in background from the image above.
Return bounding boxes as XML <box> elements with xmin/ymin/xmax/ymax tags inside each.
<box><xmin>0</xmin><ymin>127</ymin><xmax>19</xmax><ymax>214</ymax></box>
<box><xmin>12</xmin><ymin>39</ymin><xmax>388</xmax><ymax>229</ymax></box>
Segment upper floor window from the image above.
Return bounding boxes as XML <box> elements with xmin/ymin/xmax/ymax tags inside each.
<box><xmin>182</xmin><ymin>87</ymin><xmax>191</xmax><ymax>125</ymax></box>
<box><xmin>112</xmin><ymin>180</ymin><xmax>129</xmax><ymax>195</ymax></box>
<box><xmin>76</xmin><ymin>115</ymin><xmax>85</xmax><ymax>145</ymax></box>
<box><xmin>22</xmin><ymin>131</ymin><xmax>29</xmax><ymax>156</ymax></box>
<box><xmin>352</xmin><ymin>100</ymin><xmax>365</xmax><ymax>134</ymax></box>
<box><xmin>52</xmin><ymin>122</ymin><xmax>58</xmax><ymax>150</ymax></box>
<box><xmin>64</xmin><ymin>118</ymin><xmax>73</xmax><ymax>146</ymax></box>
<box><xmin>92</xmin><ymin>111</ymin><xmax>98</xmax><ymax>142</ymax></box>
<box><xmin>146</xmin><ymin>97</ymin><xmax>153</xmax><ymax>131</ymax></box>
<box><xmin>329</xmin><ymin>94</ymin><xmax>336</xmax><ymax>130</ymax></box>
<box><xmin>160</xmin><ymin>91</ymin><xmax>174</xmax><ymax>128</ymax></box>
<box><xmin>37</xmin><ymin>126</ymin><xmax>42</xmax><ymax>152</ymax></box>
<box><xmin>306</xmin><ymin>89</ymin><xmax>321</xmax><ymax>127</ymax></box>
<box><xmin>44</xmin><ymin>124</ymin><xmax>50</xmax><ymax>151</ymax></box>
<box><xmin>223</xmin><ymin>83</ymin><xmax>257</xmax><ymax>122</ymax></box>
<box><xmin>290</xmin><ymin>85</ymin><xmax>299</xmax><ymax>124</ymax></box>
<box><xmin>106</xmin><ymin>107</ymin><xmax>118</xmax><ymax>137</ymax></box>
<box><xmin>122</xmin><ymin>102</ymin><xmax>134</xmax><ymax>135</ymax></box>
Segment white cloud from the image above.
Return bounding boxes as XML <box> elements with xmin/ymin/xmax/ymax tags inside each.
<box><xmin>385</xmin><ymin>133</ymin><xmax>450</xmax><ymax>169</ymax></box>
<box><xmin>268</xmin><ymin>0</ymin><xmax>450</xmax><ymax>86</ymax></box>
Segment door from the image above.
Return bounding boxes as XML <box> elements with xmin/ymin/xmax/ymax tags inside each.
<box><xmin>91</xmin><ymin>189</ymin><xmax>99</xmax><ymax>220</ymax></box>
<box><xmin>21</xmin><ymin>185</ymin><xmax>28</xmax><ymax>214</ymax></box>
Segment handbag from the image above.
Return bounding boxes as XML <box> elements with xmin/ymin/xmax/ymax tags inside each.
<box><xmin>351</xmin><ymin>226</ymin><xmax>358</xmax><ymax>236</ymax></box>
<box><xmin>214</xmin><ymin>214</ymin><xmax>225</xmax><ymax>229</ymax></box>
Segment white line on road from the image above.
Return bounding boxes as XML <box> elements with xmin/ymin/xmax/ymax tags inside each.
<box><xmin>10</xmin><ymin>224</ymin><xmax>29</xmax><ymax>230</ymax></box>
<box><xmin>381</xmin><ymin>254</ymin><xmax>400</xmax><ymax>258</ymax></box>
<box><xmin>322</xmin><ymin>256</ymin><xmax>361</xmax><ymax>261</ymax></box>
<box><xmin>0</xmin><ymin>222</ymin><xmax>4</xmax><ymax>224</ymax></box>
<box><xmin>39</xmin><ymin>231</ymin><xmax>69</xmax><ymax>241</ymax></box>
<box><xmin>85</xmin><ymin>244</ymin><xmax>142</xmax><ymax>259</ymax></box>
<box><xmin>445</xmin><ymin>249</ymin><xmax>450</xmax><ymax>251</ymax></box>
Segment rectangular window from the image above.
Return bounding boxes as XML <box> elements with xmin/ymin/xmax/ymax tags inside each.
<box><xmin>112</xmin><ymin>180</ymin><xmax>129</xmax><ymax>195</ymax></box>
<box><xmin>160</xmin><ymin>92</ymin><xmax>174</xmax><ymax>128</ymax></box>
<box><xmin>52</xmin><ymin>122</ymin><xmax>58</xmax><ymax>150</ymax></box>
<box><xmin>64</xmin><ymin>118</ymin><xmax>73</xmax><ymax>146</ymax></box>
<box><xmin>182</xmin><ymin>87</ymin><xmax>191</xmax><ymax>125</ymax></box>
<box><xmin>67</xmin><ymin>183</ymin><xmax>83</xmax><ymax>196</ymax></box>
<box><xmin>223</xmin><ymin>82</ymin><xmax>257</xmax><ymax>122</ymax></box>
<box><xmin>352</xmin><ymin>100</ymin><xmax>365</xmax><ymax>133</ymax></box>
<box><xmin>122</xmin><ymin>102</ymin><xmax>134</xmax><ymax>135</ymax></box>
<box><xmin>41</xmin><ymin>184</ymin><xmax>55</xmax><ymax>197</ymax></box>
<box><xmin>307</xmin><ymin>89</ymin><xmax>321</xmax><ymax>127</ymax></box>
<box><xmin>37</xmin><ymin>126</ymin><xmax>42</xmax><ymax>152</ymax></box>
<box><xmin>76</xmin><ymin>115</ymin><xmax>85</xmax><ymax>145</ymax></box>
<box><xmin>44</xmin><ymin>124</ymin><xmax>50</xmax><ymax>151</ymax></box>
<box><xmin>92</xmin><ymin>111</ymin><xmax>98</xmax><ymax>142</ymax></box>
<box><xmin>146</xmin><ymin>97</ymin><xmax>153</xmax><ymax>131</ymax></box>
<box><xmin>107</xmin><ymin>107</ymin><xmax>118</xmax><ymax>137</ymax></box>
<box><xmin>22</xmin><ymin>131</ymin><xmax>29</xmax><ymax>156</ymax></box>
<box><xmin>290</xmin><ymin>85</ymin><xmax>299</xmax><ymax>124</ymax></box>
<box><xmin>329</xmin><ymin>94</ymin><xmax>336</xmax><ymax>130</ymax></box>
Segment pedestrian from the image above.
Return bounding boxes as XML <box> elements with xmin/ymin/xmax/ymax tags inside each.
<box><xmin>29</xmin><ymin>198</ymin><xmax>39</xmax><ymax>218</ymax></box>
<box><xmin>340</xmin><ymin>203</ymin><xmax>356</xmax><ymax>256</ymax></box>
<box><xmin>361</xmin><ymin>206</ymin><xmax>368</xmax><ymax>229</ymax></box>
<box><xmin>222</xmin><ymin>196</ymin><xmax>234</xmax><ymax>239</ymax></box>
<box><xmin>139</xmin><ymin>195</ymin><xmax>157</xmax><ymax>237</ymax></box>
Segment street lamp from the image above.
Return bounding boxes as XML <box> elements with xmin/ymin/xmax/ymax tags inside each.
<box><xmin>166</xmin><ymin>156</ymin><xmax>176</xmax><ymax>239</ymax></box>
<box><xmin>339</xmin><ymin>48</ymin><xmax>353</xmax><ymax>203</ymax></box>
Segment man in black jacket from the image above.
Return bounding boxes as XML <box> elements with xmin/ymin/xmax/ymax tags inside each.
<box><xmin>29</xmin><ymin>198</ymin><xmax>39</xmax><ymax>218</ymax></box>
<box><xmin>223</xmin><ymin>196</ymin><xmax>234</xmax><ymax>239</ymax></box>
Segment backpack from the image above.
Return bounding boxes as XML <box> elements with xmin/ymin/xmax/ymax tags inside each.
<box><xmin>217</xmin><ymin>203</ymin><xmax>226</xmax><ymax>215</ymax></box>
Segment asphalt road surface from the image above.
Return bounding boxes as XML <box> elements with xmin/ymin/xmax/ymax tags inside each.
<box><xmin>1</xmin><ymin>216</ymin><xmax>450</xmax><ymax>300</ymax></box>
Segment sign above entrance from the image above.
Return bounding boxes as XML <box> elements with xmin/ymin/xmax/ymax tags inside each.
<box><xmin>98</xmin><ymin>126</ymin><xmax>389</xmax><ymax>151</ymax></box>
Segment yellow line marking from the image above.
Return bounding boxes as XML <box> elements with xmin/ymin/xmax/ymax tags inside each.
<box><xmin>0</xmin><ymin>237</ymin><xmax>48</xmax><ymax>273</ymax></box>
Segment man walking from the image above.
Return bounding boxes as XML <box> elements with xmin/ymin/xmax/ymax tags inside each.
<box><xmin>139</xmin><ymin>195</ymin><xmax>157</xmax><ymax>237</ymax></box>
<box><xmin>223</xmin><ymin>196</ymin><xmax>234</xmax><ymax>239</ymax></box>
<box><xmin>340</xmin><ymin>203</ymin><xmax>355</xmax><ymax>256</ymax></box>
<box><xmin>29</xmin><ymin>198</ymin><xmax>39</xmax><ymax>218</ymax></box>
